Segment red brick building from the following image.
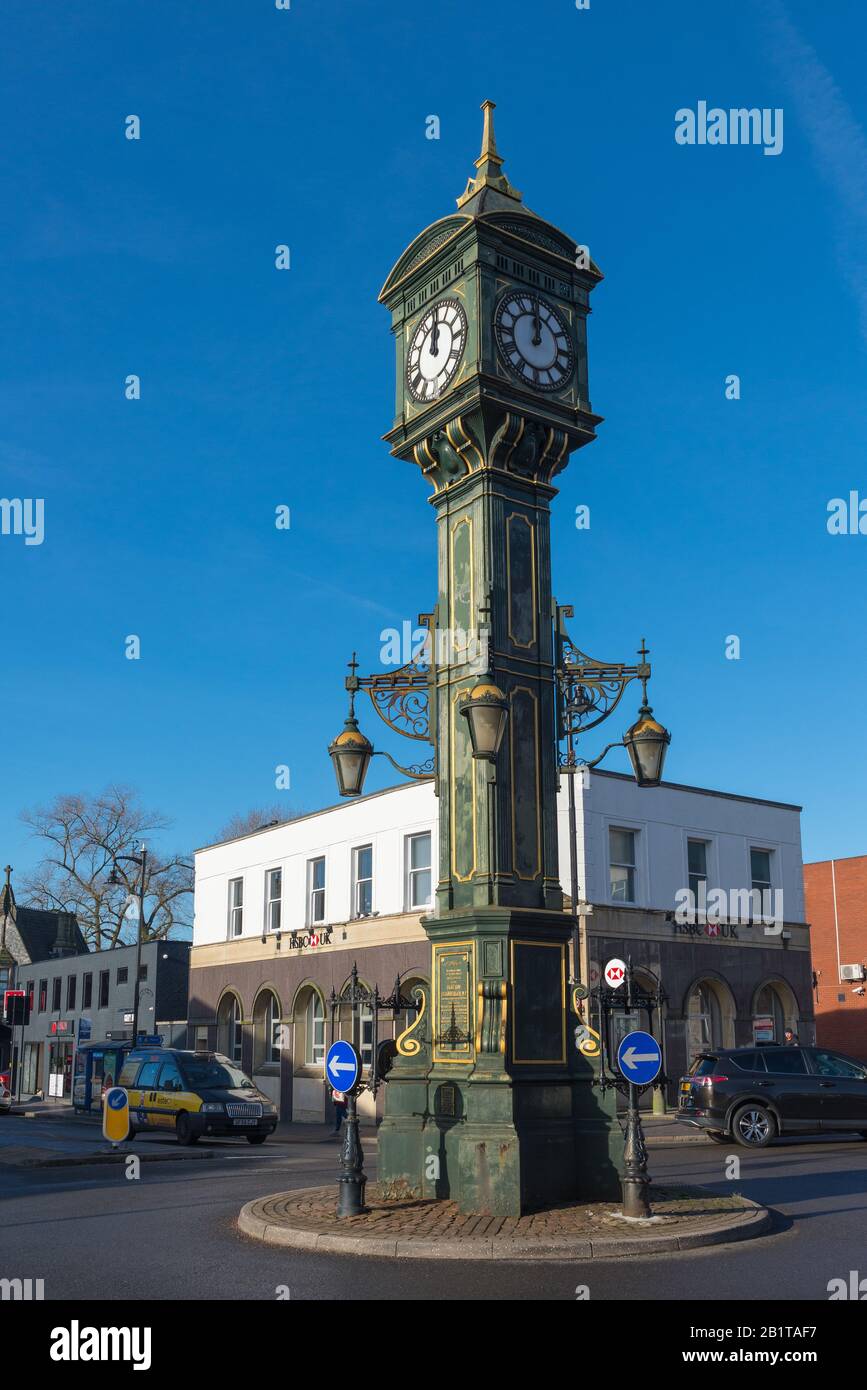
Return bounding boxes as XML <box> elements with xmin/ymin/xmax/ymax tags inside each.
<box><xmin>803</xmin><ymin>856</ymin><xmax>867</xmax><ymax>1060</ymax></box>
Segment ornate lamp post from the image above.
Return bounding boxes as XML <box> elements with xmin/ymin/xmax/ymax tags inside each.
<box><xmin>106</xmin><ymin>846</ymin><xmax>148</xmax><ymax>1043</ymax></box>
<box><xmin>554</xmin><ymin>615</ymin><xmax>671</xmax><ymax>995</ymax></box>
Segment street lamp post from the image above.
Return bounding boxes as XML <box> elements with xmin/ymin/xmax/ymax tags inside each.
<box><xmin>554</xmin><ymin>615</ymin><xmax>671</xmax><ymax>994</ymax></box>
<box><xmin>107</xmin><ymin>846</ymin><xmax>147</xmax><ymax>1043</ymax></box>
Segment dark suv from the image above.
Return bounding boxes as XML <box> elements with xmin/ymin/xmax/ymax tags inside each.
<box><xmin>677</xmin><ymin>1045</ymin><xmax>867</xmax><ymax>1147</ymax></box>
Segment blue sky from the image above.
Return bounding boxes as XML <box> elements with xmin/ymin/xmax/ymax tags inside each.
<box><xmin>2</xmin><ymin>0</ymin><xmax>866</xmax><ymax>874</ymax></box>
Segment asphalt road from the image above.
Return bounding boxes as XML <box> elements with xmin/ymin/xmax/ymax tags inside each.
<box><xmin>2</xmin><ymin>1116</ymin><xmax>866</xmax><ymax>1301</ymax></box>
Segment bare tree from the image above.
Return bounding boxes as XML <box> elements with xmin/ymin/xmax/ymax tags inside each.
<box><xmin>215</xmin><ymin>805</ymin><xmax>302</xmax><ymax>842</ymax></box>
<box><xmin>19</xmin><ymin>786</ymin><xmax>193</xmax><ymax>950</ymax></box>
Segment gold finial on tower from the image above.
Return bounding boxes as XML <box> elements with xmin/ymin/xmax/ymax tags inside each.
<box><xmin>457</xmin><ymin>100</ymin><xmax>521</xmax><ymax>208</ymax></box>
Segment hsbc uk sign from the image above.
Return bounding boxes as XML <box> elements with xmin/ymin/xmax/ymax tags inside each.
<box><xmin>673</xmin><ymin>920</ymin><xmax>739</xmax><ymax>940</ymax></box>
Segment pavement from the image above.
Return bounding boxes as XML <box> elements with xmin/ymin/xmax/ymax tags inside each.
<box><xmin>238</xmin><ymin>1181</ymin><xmax>769</xmax><ymax>1259</ymax></box>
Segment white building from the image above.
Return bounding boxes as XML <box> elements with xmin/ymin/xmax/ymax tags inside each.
<box><xmin>189</xmin><ymin>770</ymin><xmax>812</xmax><ymax>1122</ymax></box>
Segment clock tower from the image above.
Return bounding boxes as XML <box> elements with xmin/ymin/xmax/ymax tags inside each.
<box><xmin>377</xmin><ymin>103</ymin><xmax>620</xmax><ymax>1215</ymax></box>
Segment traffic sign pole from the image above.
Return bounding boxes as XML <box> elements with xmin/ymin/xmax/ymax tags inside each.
<box><xmin>325</xmin><ymin>1040</ymin><xmax>367</xmax><ymax>1217</ymax></box>
<box><xmin>615</xmin><ymin>1028</ymin><xmax>662</xmax><ymax>1219</ymax></box>
<box><xmin>622</xmin><ymin>1081</ymin><xmax>650</xmax><ymax>1218</ymax></box>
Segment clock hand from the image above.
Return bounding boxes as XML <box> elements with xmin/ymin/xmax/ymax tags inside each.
<box><xmin>532</xmin><ymin>299</ymin><xmax>542</xmax><ymax>347</ymax></box>
<box><xmin>430</xmin><ymin>309</ymin><xmax>439</xmax><ymax>358</ymax></box>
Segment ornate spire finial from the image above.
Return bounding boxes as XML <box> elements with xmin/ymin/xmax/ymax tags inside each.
<box><xmin>457</xmin><ymin>100</ymin><xmax>521</xmax><ymax>208</ymax></box>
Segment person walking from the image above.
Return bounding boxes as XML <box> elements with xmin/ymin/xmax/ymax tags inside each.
<box><xmin>331</xmin><ymin>1088</ymin><xmax>347</xmax><ymax>1135</ymax></box>
<box><xmin>784</xmin><ymin>1027</ymin><xmax>799</xmax><ymax>1046</ymax></box>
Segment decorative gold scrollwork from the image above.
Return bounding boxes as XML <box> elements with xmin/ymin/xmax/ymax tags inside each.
<box><xmin>395</xmin><ymin>984</ymin><xmax>427</xmax><ymax>1057</ymax></box>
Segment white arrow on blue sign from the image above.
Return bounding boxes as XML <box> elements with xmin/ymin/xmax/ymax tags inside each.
<box><xmin>325</xmin><ymin>1039</ymin><xmax>361</xmax><ymax>1093</ymax></box>
<box><xmin>616</xmin><ymin>1030</ymin><xmax>662</xmax><ymax>1086</ymax></box>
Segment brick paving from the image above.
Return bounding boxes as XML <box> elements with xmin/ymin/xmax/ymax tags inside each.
<box><xmin>240</xmin><ymin>1183</ymin><xmax>768</xmax><ymax>1259</ymax></box>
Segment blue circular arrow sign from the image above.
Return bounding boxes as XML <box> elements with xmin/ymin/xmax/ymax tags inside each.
<box><xmin>325</xmin><ymin>1039</ymin><xmax>361</xmax><ymax>1094</ymax></box>
<box><xmin>616</xmin><ymin>1030</ymin><xmax>662</xmax><ymax>1086</ymax></box>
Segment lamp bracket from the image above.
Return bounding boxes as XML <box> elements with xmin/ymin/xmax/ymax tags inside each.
<box><xmin>349</xmin><ymin>611</ymin><xmax>435</xmax><ymax>745</ymax></box>
<box><xmin>554</xmin><ymin>602</ymin><xmax>650</xmax><ymax>738</ymax></box>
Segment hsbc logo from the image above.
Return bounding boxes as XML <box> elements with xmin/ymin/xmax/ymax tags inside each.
<box><xmin>603</xmin><ymin>959</ymin><xmax>627</xmax><ymax>988</ymax></box>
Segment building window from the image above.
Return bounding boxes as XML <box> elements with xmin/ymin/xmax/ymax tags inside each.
<box><xmin>265</xmin><ymin>868</ymin><xmax>282</xmax><ymax>933</ymax></box>
<box><xmin>358</xmin><ymin>1004</ymin><xmax>374</xmax><ymax>1069</ymax></box>
<box><xmin>687</xmin><ymin>981</ymin><xmax>721</xmax><ymax>1053</ymax></box>
<box><xmin>138</xmin><ymin>964</ymin><xmax>147</xmax><ymax>982</ymax></box>
<box><xmin>38</xmin><ymin>980</ymin><xmax>47</xmax><ymax>1013</ymax></box>
<box><xmin>687</xmin><ymin>839</ymin><xmax>708</xmax><ymax>904</ymax></box>
<box><xmin>406</xmin><ymin>833</ymin><xmax>432</xmax><ymax>909</ymax></box>
<box><xmin>609</xmin><ymin>828</ymin><xmax>637</xmax><ymax>903</ymax></box>
<box><xmin>228</xmin><ymin>997</ymin><xmax>242</xmax><ymax>1063</ymax></box>
<box><xmin>82</xmin><ymin>974</ymin><xmax>92</xmax><ymax>1009</ymax></box>
<box><xmin>308</xmin><ymin>857</ymin><xmax>326</xmax><ymax>925</ymax></box>
<box><xmin>228</xmin><ymin>878</ymin><xmax>244</xmax><ymax>937</ymax></box>
<box><xmin>306</xmin><ymin>993</ymin><xmax>325</xmax><ymax>1065</ymax></box>
<box><xmin>51</xmin><ymin>977</ymin><xmax>62</xmax><ymax>1012</ymax></box>
<box><xmin>99</xmin><ymin>971</ymin><xmax>110</xmax><ymax>1008</ymax></box>
<box><xmin>352</xmin><ymin>845</ymin><xmax>373</xmax><ymax>918</ymax></box>
<box><xmin>117</xmin><ymin>967</ymin><xmax>128</xmax><ymax>985</ymax></box>
<box><xmin>268</xmin><ymin>994</ymin><xmax>282</xmax><ymax>1064</ymax></box>
<box><xmin>26</xmin><ymin>981</ymin><xmax>34</xmax><ymax>1012</ymax></box>
<box><xmin>66</xmin><ymin>976</ymin><xmax>77</xmax><ymax>1011</ymax></box>
<box><xmin>751</xmin><ymin>848</ymin><xmax>773</xmax><ymax>899</ymax></box>
<box><xmin>754</xmin><ymin>983</ymin><xmax>786</xmax><ymax>1042</ymax></box>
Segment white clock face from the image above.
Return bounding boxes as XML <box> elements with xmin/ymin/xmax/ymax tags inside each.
<box><xmin>494</xmin><ymin>292</ymin><xmax>574</xmax><ymax>391</ymax></box>
<box><xmin>406</xmin><ymin>298</ymin><xmax>467</xmax><ymax>404</ymax></box>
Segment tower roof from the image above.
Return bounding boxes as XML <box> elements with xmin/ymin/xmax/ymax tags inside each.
<box><xmin>379</xmin><ymin>102</ymin><xmax>602</xmax><ymax>303</ymax></box>
<box><xmin>456</xmin><ymin>100</ymin><xmax>522</xmax><ymax>210</ymax></box>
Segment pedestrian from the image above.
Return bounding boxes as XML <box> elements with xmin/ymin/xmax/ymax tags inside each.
<box><xmin>783</xmin><ymin>1028</ymin><xmax>799</xmax><ymax>1046</ymax></box>
<box><xmin>331</xmin><ymin>1088</ymin><xmax>347</xmax><ymax>1134</ymax></box>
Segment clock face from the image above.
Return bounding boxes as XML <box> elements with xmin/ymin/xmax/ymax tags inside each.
<box><xmin>494</xmin><ymin>291</ymin><xmax>574</xmax><ymax>391</ymax></box>
<box><xmin>406</xmin><ymin>298</ymin><xmax>468</xmax><ymax>404</ymax></box>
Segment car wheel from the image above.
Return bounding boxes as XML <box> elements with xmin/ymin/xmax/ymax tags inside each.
<box><xmin>246</xmin><ymin>1134</ymin><xmax>268</xmax><ymax>1146</ymax></box>
<box><xmin>732</xmin><ymin>1104</ymin><xmax>776</xmax><ymax>1148</ymax></box>
<box><xmin>176</xmin><ymin>1113</ymin><xmax>199</xmax><ymax>1146</ymax></box>
<box><xmin>704</xmin><ymin>1131</ymin><xmax>729</xmax><ymax>1144</ymax></box>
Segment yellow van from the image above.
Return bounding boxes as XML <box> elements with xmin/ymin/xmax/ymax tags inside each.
<box><xmin>118</xmin><ymin>1047</ymin><xmax>278</xmax><ymax>1145</ymax></box>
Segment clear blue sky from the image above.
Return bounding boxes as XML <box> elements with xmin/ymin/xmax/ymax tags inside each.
<box><xmin>2</xmin><ymin>0</ymin><xmax>866</xmax><ymax>875</ymax></box>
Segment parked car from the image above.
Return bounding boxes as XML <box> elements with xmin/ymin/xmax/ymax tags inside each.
<box><xmin>677</xmin><ymin>1044</ymin><xmax>867</xmax><ymax>1147</ymax></box>
<box><xmin>117</xmin><ymin>1047</ymin><xmax>278</xmax><ymax>1145</ymax></box>
<box><xmin>0</xmin><ymin>1082</ymin><xmax>12</xmax><ymax>1113</ymax></box>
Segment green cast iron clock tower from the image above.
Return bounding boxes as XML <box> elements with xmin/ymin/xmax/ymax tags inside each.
<box><xmin>377</xmin><ymin>102</ymin><xmax>620</xmax><ymax>1215</ymax></box>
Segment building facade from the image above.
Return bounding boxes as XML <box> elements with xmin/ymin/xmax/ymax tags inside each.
<box><xmin>803</xmin><ymin>855</ymin><xmax>867</xmax><ymax>1060</ymax></box>
<box><xmin>0</xmin><ymin>867</ymin><xmax>87</xmax><ymax>1079</ymax></box>
<box><xmin>189</xmin><ymin>769</ymin><xmax>813</xmax><ymax>1119</ymax></box>
<box><xmin>16</xmin><ymin>939</ymin><xmax>190</xmax><ymax>1100</ymax></box>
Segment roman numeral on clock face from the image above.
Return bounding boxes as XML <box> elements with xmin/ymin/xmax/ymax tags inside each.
<box><xmin>405</xmin><ymin>297</ymin><xmax>468</xmax><ymax>404</ymax></box>
<box><xmin>494</xmin><ymin>289</ymin><xmax>575</xmax><ymax>392</ymax></box>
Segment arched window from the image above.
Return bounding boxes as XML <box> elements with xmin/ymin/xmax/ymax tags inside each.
<box><xmin>686</xmin><ymin>982</ymin><xmax>722</xmax><ymax>1056</ymax></box>
<box><xmin>252</xmin><ymin>990</ymin><xmax>282</xmax><ymax>1071</ymax></box>
<box><xmin>305</xmin><ymin>993</ymin><xmax>325</xmax><ymax>1065</ymax></box>
<box><xmin>218</xmin><ymin>994</ymin><xmax>243</xmax><ymax>1064</ymax></box>
<box><xmin>754</xmin><ymin>983</ymin><xmax>787</xmax><ymax>1042</ymax></box>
